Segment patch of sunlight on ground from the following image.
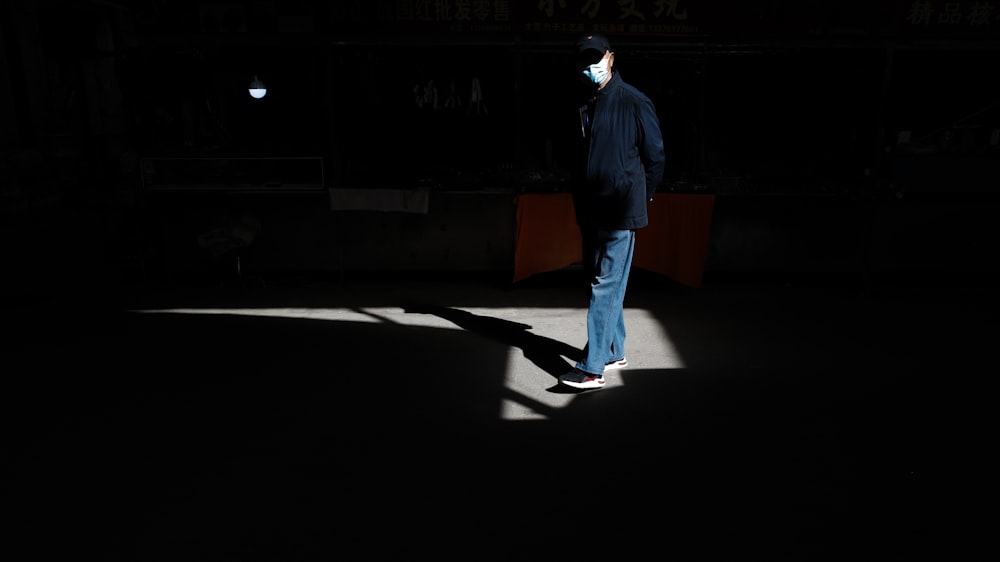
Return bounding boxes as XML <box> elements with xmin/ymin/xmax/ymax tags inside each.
<box><xmin>134</xmin><ymin>306</ymin><xmax>685</xmax><ymax>422</ymax></box>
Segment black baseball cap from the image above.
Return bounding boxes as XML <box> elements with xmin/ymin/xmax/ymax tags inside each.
<box><xmin>575</xmin><ymin>32</ymin><xmax>611</xmax><ymax>57</ymax></box>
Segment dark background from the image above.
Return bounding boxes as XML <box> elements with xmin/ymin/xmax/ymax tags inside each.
<box><xmin>2</xmin><ymin>5</ymin><xmax>990</xmax><ymax>559</ymax></box>
<box><xmin>3</xmin><ymin>0</ymin><xmax>1000</xmax><ymax>287</ymax></box>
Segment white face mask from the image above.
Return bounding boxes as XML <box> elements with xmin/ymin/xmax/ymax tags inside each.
<box><xmin>582</xmin><ymin>57</ymin><xmax>610</xmax><ymax>85</ymax></box>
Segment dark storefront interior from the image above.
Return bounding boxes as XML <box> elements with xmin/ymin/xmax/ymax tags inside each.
<box><xmin>4</xmin><ymin>0</ymin><xmax>1000</xmax><ymax>284</ymax></box>
<box><xmin>3</xmin><ymin>1</ymin><xmax>1000</xmax><ymax>287</ymax></box>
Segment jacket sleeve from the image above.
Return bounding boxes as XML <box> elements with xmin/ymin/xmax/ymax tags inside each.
<box><xmin>637</xmin><ymin>97</ymin><xmax>665</xmax><ymax>201</ymax></box>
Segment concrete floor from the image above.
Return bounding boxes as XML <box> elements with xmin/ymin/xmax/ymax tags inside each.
<box><xmin>2</xmin><ymin>268</ymin><xmax>990</xmax><ymax>560</ymax></box>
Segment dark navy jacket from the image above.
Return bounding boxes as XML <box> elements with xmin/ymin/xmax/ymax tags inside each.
<box><xmin>573</xmin><ymin>71</ymin><xmax>665</xmax><ymax>231</ymax></box>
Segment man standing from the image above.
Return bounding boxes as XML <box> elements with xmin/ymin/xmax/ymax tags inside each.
<box><xmin>559</xmin><ymin>33</ymin><xmax>666</xmax><ymax>390</ymax></box>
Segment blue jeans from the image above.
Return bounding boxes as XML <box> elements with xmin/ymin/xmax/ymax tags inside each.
<box><xmin>575</xmin><ymin>228</ymin><xmax>635</xmax><ymax>375</ymax></box>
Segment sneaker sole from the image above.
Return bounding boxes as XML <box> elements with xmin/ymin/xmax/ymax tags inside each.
<box><xmin>559</xmin><ymin>377</ymin><xmax>606</xmax><ymax>390</ymax></box>
<box><xmin>603</xmin><ymin>360</ymin><xmax>628</xmax><ymax>372</ymax></box>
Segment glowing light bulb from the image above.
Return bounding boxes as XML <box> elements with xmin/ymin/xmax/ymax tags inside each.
<box><xmin>248</xmin><ymin>75</ymin><xmax>266</xmax><ymax>99</ymax></box>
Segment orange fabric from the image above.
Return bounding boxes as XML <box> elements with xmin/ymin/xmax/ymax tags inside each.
<box><xmin>513</xmin><ymin>193</ymin><xmax>582</xmax><ymax>282</ymax></box>
<box><xmin>513</xmin><ymin>193</ymin><xmax>715</xmax><ymax>287</ymax></box>
<box><xmin>633</xmin><ymin>193</ymin><xmax>715</xmax><ymax>287</ymax></box>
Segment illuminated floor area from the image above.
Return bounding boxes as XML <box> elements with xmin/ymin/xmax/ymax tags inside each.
<box><xmin>1</xmin><ymin>270</ymin><xmax>988</xmax><ymax>559</ymax></box>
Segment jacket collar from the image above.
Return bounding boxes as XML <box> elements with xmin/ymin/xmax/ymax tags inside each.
<box><xmin>597</xmin><ymin>70</ymin><xmax>621</xmax><ymax>95</ymax></box>
<box><xmin>592</xmin><ymin>70</ymin><xmax>621</xmax><ymax>101</ymax></box>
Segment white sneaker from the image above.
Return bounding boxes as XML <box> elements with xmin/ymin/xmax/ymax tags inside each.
<box><xmin>603</xmin><ymin>357</ymin><xmax>628</xmax><ymax>372</ymax></box>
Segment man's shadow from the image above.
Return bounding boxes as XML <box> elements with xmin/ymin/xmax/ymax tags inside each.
<box><xmin>403</xmin><ymin>303</ymin><xmax>581</xmax><ymax>379</ymax></box>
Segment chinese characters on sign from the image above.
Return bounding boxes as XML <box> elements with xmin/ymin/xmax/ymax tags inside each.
<box><xmin>905</xmin><ymin>0</ymin><xmax>996</xmax><ymax>26</ymax></box>
<box><xmin>393</xmin><ymin>0</ymin><xmax>513</xmax><ymax>33</ymax></box>
<box><xmin>388</xmin><ymin>0</ymin><xmax>699</xmax><ymax>36</ymax></box>
<box><xmin>348</xmin><ymin>0</ymin><xmax>999</xmax><ymax>39</ymax></box>
<box><xmin>902</xmin><ymin>0</ymin><xmax>998</xmax><ymax>33</ymax></box>
<box><xmin>522</xmin><ymin>0</ymin><xmax>698</xmax><ymax>36</ymax></box>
